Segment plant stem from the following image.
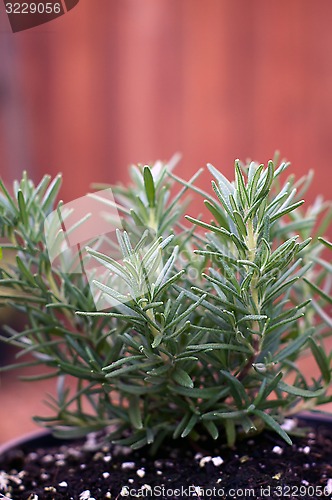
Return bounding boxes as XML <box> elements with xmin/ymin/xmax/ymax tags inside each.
<box><xmin>238</xmin><ymin>216</ymin><xmax>260</xmax><ymax>381</ymax></box>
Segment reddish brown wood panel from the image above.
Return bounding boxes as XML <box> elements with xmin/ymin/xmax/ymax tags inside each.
<box><xmin>0</xmin><ymin>0</ymin><xmax>332</xmax><ymax>221</ymax></box>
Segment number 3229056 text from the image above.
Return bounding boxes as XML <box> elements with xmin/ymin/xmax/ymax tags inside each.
<box><xmin>5</xmin><ymin>3</ymin><xmax>61</xmax><ymax>14</ymax></box>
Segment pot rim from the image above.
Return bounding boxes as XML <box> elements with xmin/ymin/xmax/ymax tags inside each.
<box><xmin>0</xmin><ymin>429</ymin><xmax>50</xmax><ymax>458</ymax></box>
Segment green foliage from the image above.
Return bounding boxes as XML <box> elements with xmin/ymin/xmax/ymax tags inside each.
<box><xmin>0</xmin><ymin>157</ymin><xmax>331</xmax><ymax>450</ymax></box>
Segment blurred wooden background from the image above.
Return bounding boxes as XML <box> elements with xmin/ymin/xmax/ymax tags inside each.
<box><xmin>1</xmin><ymin>0</ymin><xmax>332</xmax><ymax>208</ymax></box>
<box><xmin>1</xmin><ymin>0</ymin><xmax>332</xmax><ymax>442</ymax></box>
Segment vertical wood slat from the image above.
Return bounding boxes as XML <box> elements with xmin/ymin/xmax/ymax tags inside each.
<box><xmin>115</xmin><ymin>0</ymin><xmax>183</xmax><ymax>177</ymax></box>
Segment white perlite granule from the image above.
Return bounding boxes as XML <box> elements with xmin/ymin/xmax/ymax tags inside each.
<box><xmin>212</xmin><ymin>456</ymin><xmax>224</xmax><ymax>466</ymax></box>
<box><xmin>41</xmin><ymin>454</ymin><xmax>53</xmax><ymax>463</ymax></box>
<box><xmin>199</xmin><ymin>456</ymin><xmax>212</xmax><ymax>467</ymax></box>
<box><xmin>121</xmin><ymin>461</ymin><xmax>136</xmax><ymax>470</ymax></box>
<box><xmin>0</xmin><ymin>472</ymin><xmax>9</xmax><ymax>491</ymax></box>
<box><xmin>55</xmin><ymin>460</ymin><xmax>66</xmax><ymax>467</ymax></box>
<box><xmin>79</xmin><ymin>491</ymin><xmax>92</xmax><ymax>500</ymax></box>
<box><xmin>136</xmin><ymin>468</ymin><xmax>145</xmax><ymax>478</ymax></box>
<box><xmin>280</xmin><ymin>419</ymin><xmax>297</xmax><ymax>432</ymax></box>
<box><xmin>326</xmin><ymin>479</ymin><xmax>332</xmax><ymax>495</ymax></box>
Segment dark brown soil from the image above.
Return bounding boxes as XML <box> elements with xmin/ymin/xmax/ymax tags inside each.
<box><xmin>0</xmin><ymin>417</ymin><xmax>331</xmax><ymax>500</ymax></box>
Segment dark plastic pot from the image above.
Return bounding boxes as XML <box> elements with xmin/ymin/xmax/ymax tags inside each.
<box><xmin>0</xmin><ymin>411</ymin><xmax>331</xmax><ymax>457</ymax></box>
<box><xmin>0</xmin><ymin>429</ymin><xmax>59</xmax><ymax>457</ymax></box>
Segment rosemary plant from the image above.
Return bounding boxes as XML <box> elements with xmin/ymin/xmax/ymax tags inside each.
<box><xmin>0</xmin><ymin>158</ymin><xmax>331</xmax><ymax>450</ymax></box>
